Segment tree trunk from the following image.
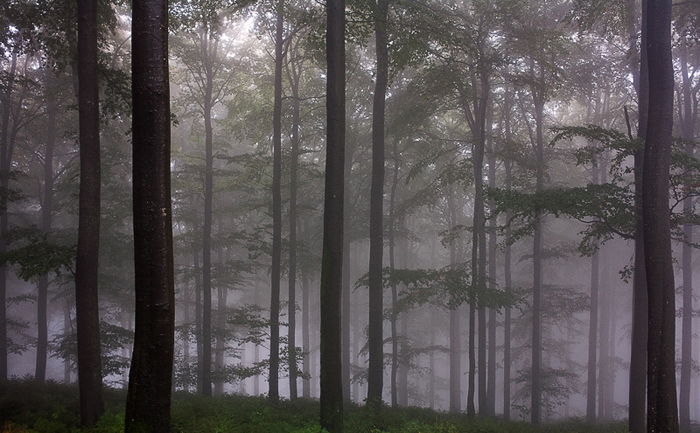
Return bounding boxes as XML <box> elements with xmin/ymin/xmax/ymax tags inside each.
<box><xmin>367</xmin><ymin>0</ymin><xmax>389</xmax><ymax>413</ymax></box>
<box><xmin>485</xmin><ymin>96</ymin><xmax>496</xmax><ymax>418</ymax></box>
<box><xmin>502</xmin><ymin>89</ymin><xmax>514</xmax><ymax>422</ymax></box>
<box><xmin>628</xmin><ymin>1</ymin><xmax>648</xmax><ymax>431</ymax></box>
<box><xmin>200</xmin><ymin>29</ymin><xmax>215</xmax><ymax>398</ymax></box>
<box><xmin>0</xmin><ymin>51</ymin><xmax>16</xmax><ymax>380</ymax></box>
<box><xmin>447</xmin><ymin>188</ymin><xmax>461</xmax><ymax>414</ymax></box>
<box><xmin>302</xmin><ymin>271</ymin><xmax>311</xmax><ymax>399</ymax></box>
<box><xmin>586</xmin><ymin>186</ymin><xmax>599</xmax><ymax>423</ymax></box>
<box><xmin>642</xmin><ymin>0</ymin><xmax>678</xmax><ymax>431</ymax></box>
<box><xmin>35</xmin><ymin>89</ymin><xmax>57</xmax><ymax>384</ymax></box>
<box><xmin>288</xmin><ymin>37</ymin><xmax>301</xmax><ymax>401</ymax></box>
<box><xmin>530</xmin><ymin>85</ymin><xmax>545</xmax><ymax>425</ymax></box>
<box><xmin>389</xmin><ymin>141</ymin><xmax>399</xmax><ymax>407</ymax></box>
<box><xmin>269</xmin><ymin>0</ymin><xmax>284</xmax><ymax>404</ymax></box>
<box><xmin>320</xmin><ymin>0</ymin><xmax>345</xmax><ymax>427</ymax></box>
<box><xmin>125</xmin><ymin>0</ymin><xmax>175</xmax><ymax>429</ymax></box>
<box><xmin>679</xmin><ymin>34</ymin><xmax>696</xmax><ymax>433</ymax></box>
<box><xmin>214</xmin><ymin>237</ymin><xmax>227</xmax><ymax>396</ymax></box>
<box><xmin>75</xmin><ymin>0</ymin><xmax>104</xmax><ymax>425</ymax></box>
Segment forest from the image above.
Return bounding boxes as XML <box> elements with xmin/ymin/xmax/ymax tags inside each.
<box><xmin>0</xmin><ymin>0</ymin><xmax>698</xmax><ymax>431</ymax></box>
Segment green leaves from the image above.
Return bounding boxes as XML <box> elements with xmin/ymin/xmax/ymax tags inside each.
<box><xmin>0</xmin><ymin>226</ymin><xmax>75</xmax><ymax>281</ymax></box>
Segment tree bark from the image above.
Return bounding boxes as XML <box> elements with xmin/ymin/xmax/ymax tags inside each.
<box><xmin>586</xmin><ymin>166</ymin><xmax>599</xmax><ymax>424</ymax></box>
<box><xmin>201</xmin><ymin>29</ymin><xmax>215</xmax><ymax>398</ymax></box>
<box><xmin>485</xmin><ymin>94</ymin><xmax>496</xmax><ymax>418</ymax></box>
<box><xmin>75</xmin><ymin>0</ymin><xmax>104</xmax><ymax>425</ymax></box>
<box><xmin>678</xmin><ymin>34</ymin><xmax>696</xmax><ymax>433</ymax></box>
<box><xmin>642</xmin><ymin>0</ymin><xmax>678</xmax><ymax>431</ymax></box>
<box><xmin>628</xmin><ymin>0</ymin><xmax>648</xmax><ymax>428</ymax></box>
<box><xmin>35</xmin><ymin>87</ymin><xmax>57</xmax><ymax>384</ymax></box>
<box><xmin>125</xmin><ymin>0</ymin><xmax>175</xmax><ymax>429</ymax></box>
<box><xmin>530</xmin><ymin>78</ymin><xmax>545</xmax><ymax>425</ymax></box>
<box><xmin>269</xmin><ymin>0</ymin><xmax>284</xmax><ymax>404</ymax></box>
<box><xmin>320</xmin><ymin>0</ymin><xmax>345</xmax><ymax>428</ymax></box>
<box><xmin>0</xmin><ymin>51</ymin><xmax>16</xmax><ymax>380</ymax></box>
<box><xmin>288</xmin><ymin>32</ymin><xmax>301</xmax><ymax>400</ymax></box>
<box><xmin>367</xmin><ymin>0</ymin><xmax>389</xmax><ymax>413</ymax></box>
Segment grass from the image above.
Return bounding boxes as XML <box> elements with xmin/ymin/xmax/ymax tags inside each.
<box><xmin>0</xmin><ymin>379</ymin><xmax>629</xmax><ymax>432</ymax></box>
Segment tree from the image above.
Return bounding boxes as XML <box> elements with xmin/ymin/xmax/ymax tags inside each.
<box><xmin>124</xmin><ymin>0</ymin><xmax>175</xmax><ymax>430</ymax></box>
<box><xmin>641</xmin><ymin>0</ymin><xmax>678</xmax><ymax>431</ymax></box>
<box><xmin>75</xmin><ymin>0</ymin><xmax>104</xmax><ymax>425</ymax></box>
<box><xmin>269</xmin><ymin>0</ymin><xmax>284</xmax><ymax>404</ymax></box>
<box><xmin>319</xmin><ymin>0</ymin><xmax>345</xmax><ymax>428</ymax></box>
<box><xmin>366</xmin><ymin>0</ymin><xmax>389</xmax><ymax>413</ymax></box>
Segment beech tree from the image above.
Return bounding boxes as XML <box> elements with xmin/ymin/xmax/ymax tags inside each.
<box><xmin>319</xmin><ymin>0</ymin><xmax>345</xmax><ymax>428</ymax></box>
<box><xmin>124</xmin><ymin>0</ymin><xmax>175</xmax><ymax>430</ymax></box>
<box><xmin>642</xmin><ymin>0</ymin><xmax>677</xmax><ymax>431</ymax></box>
<box><xmin>75</xmin><ymin>0</ymin><xmax>104</xmax><ymax>425</ymax></box>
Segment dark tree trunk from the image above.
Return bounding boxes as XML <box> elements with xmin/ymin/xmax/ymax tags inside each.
<box><xmin>628</xmin><ymin>0</ymin><xmax>648</xmax><ymax>431</ymax></box>
<box><xmin>0</xmin><ymin>52</ymin><xmax>16</xmax><ymax>380</ymax></box>
<box><xmin>485</xmin><ymin>96</ymin><xmax>496</xmax><ymax>418</ymax></box>
<box><xmin>502</xmin><ymin>89</ymin><xmax>514</xmax><ymax>422</ymax></box>
<box><xmin>320</xmin><ymin>0</ymin><xmax>345</xmax><ymax>428</ymax></box>
<box><xmin>201</xmin><ymin>31</ymin><xmax>214</xmax><ymax>397</ymax></box>
<box><xmin>530</xmin><ymin>86</ymin><xmax>545</xmax><ymax>426</ymax></box>
<box><xmin>341</xmin><ymin>226</ymin><xmax>351</xmax><ymax>404</ymax></box>
<box><xmin>586</xmin><ymin>166</ymin><xmax>599</xmax><ymax>424</ymax></box>
<box><xmin>194</xmin><ymin>247</ymin><xmax>203</xmax><ymax>393</ymax></box>
<box><xmin>288</xmin><ymin>36</ymin><xmax>301</xmax><ymax>401</ymax></box>
<box><xmin>642</xmin><ymin>0</ymin><xmax>678</xmax><ymax>431</ymax></box>
<box><xmin>75</xmin><ymin>0</ymin><xmax>104</xmax><ymax>425</ymax></box>
<box><xmin>302</xmin><ymin>271</ymin><xmax>311</xmax><ymax>399</ymax></box>
<box><xmin>341</xmin><ymin>135</ymin><xmax>354</xmax><ymax>406</ymax></box>
<box><xmin>36</xmin><ymin>89</ymin><xmax>57</xmax><ymax>384</ymax></box>
<box><xmin>389</xmin><ymin>141</ymin><xmax>399</xmax><ymax>407</ymax></box>
<box><xmin>447</xmin><ymin>189</ymin><xmax>461</xmax><ymax>413</ymax></box>
<box><xmin>214</xmin><ymin>238</ymin><xmax>227</xmax><ymax>396</ymax></box>
<box><xmin>367</xmin><ymin>0</ymin><xmax>389</xmax><ymax>413</ymax></box>
<box><xmin>269</xmin><ymin>1</ymin><xmax>284</xmax><ymax>404</ymax></box>
<box><xmin>679</xmin><ymin>34</ymin><xmax>696</xmax><ymax>433</ymax></box>
<box><xmin>125</xmin><ymin>0</ymin><xmax>175</xmax><ymax>429</ymax></box>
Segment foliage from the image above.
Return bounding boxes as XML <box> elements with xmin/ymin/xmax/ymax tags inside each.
<box><xmin>50</xmin><ymin>322</ymin><xmax>133</xmax><ymax>382</ymax></box>
<box><xmin>0</xmin><ymin>380</ymin><xmax>633</xmax><ymax>432</ymax></box>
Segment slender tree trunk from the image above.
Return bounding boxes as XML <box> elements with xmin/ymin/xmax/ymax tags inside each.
<box><xmin>485</xmin><ymin>98</ymin><xmax>496</xmax><ymax>417</ymax></box>
<box><xmin>642</xmin><ymin>0</ymin><xmax>678</xmax><ymax>431</ymax></box>
<box><xmin>447</xmin><ymin>189</ymin><xmax>461</xmax><ymax>413</ymax></box>
<box><xmin>587</xmin><ymin>228</ymin><xmax>599</xmax><ymax>422</ymax></box>
<box><xmin>320</xmin><ymin>0</ymin><xmax>345</xmax><ymax>427</ymax></box>
<box><xmin>0</xmin><ymin>52</ymin><xmax>16</xmax><ymax>380</ymax></box>
<box><xmin>302</xmin><ymin>271</ymin><xmax>311</xmax><ymax>398</ymax></box>
<box><xmin>75</xmin><ymin>0</ymin><xmax>104</xmax><ymax>425</ymax></box>
<box><xmin>367</xmin><ymin>0</ymin><xmax>389</xmax><ymax>413</ymax></box>
<box><xmin>389</xmin><ymin>142</ymin><xmax>399</xmax><ymax>407</ymax></box>
<box><xmin>628</xmin><ymin>0</ymin><xmax>648</xmax><ymax>431</ymax></box>
<box><xmin>502</xmin><ymin>91</ymin><xmax>514</xmax><ymax>422</ymax></box>
<box><xmin>63</xmin><ymin>299</ymin><xmax>72</xmax><ymax>383</ymax></box>
<box><xmin>194</xmin><ymin>247</ymin><xmax>203</xmax><ymax>393</ymax></box>
<box><xmin>200</xmin><ymin>29</ymin><xmax>215</xmax><ymax>397</ymax></box>
<box><xmin>288</xmin><ymin>43</ymin><xmax>300</xmax><ymax>401</ymax></box>
<box><xmin>35</xmin><ymin>92</ymin><xmax>57</xmax><ymax>384</ymax></box>
<box><xmin>341</xmin><ymin>141</ymin><xmax>352</xmax><ymax>405</ymax></box>
<box><xmin>214</xmin><ymin>238</ymin><xmax>227</xmax><ymax>396</ymax></box>
<box><xmin>679</xmin><ymin>34</ymin><xmax>696</xmax><ymax>433</ymax></box>
<box><xmin>530</xmin><ymin>90</ymin><xmax>545</xmax><ymax>425</ymax></box>
<box><xmin>269</xmin><ymin>1</ymin><xmax>284</xmax><ymax>404</ymax></box>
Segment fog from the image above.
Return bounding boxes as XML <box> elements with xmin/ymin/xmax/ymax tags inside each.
<box><xmin>2</xmin><ymin>0</ymin><xmax>700</xmax><ymax>427</ymax></box>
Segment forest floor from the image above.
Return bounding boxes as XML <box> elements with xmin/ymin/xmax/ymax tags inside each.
<box><xmin>0</xmin><ymin>378</ymin><xmax>631</xmax><ymax>432</ymax></box>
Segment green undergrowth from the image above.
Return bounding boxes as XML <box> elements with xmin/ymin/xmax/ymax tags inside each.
<box><xmin>1</xmin><ymin>379</ymin><xmax>628</xmax><ymax>433</ymax></box>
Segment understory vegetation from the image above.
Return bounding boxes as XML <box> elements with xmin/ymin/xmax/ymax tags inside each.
<box><xmin>0</xmin><ymin>379</ymin><xmax>629</xmax><ymax>433</ymax></box>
